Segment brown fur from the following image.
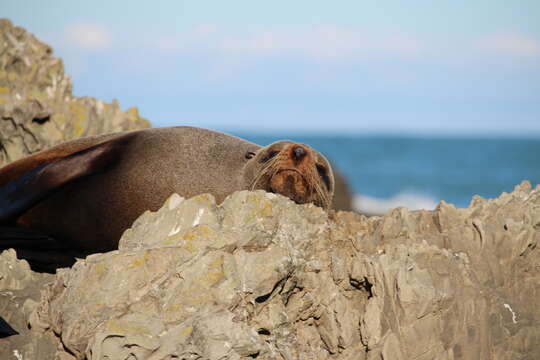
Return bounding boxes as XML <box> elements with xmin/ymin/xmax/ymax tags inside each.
<box><xmin>246</xmin><ymin>141</ymin><xmax>334</xmax><ymax>209</ymax></box>
<box><xmin>0</xmin><ymin>132</ymin><xmax>125</xmax><ymax>187</ymax></box>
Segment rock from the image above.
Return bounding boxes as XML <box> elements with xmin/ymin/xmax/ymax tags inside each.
<box><xmin>5</xmin><ymin>182</ymin><xmax>535</xmax><ymax>359</ymax></box>
<box><xmin>0</xmin><ymin>18</ymin><xmax>150</xmax><ymax>166</ymax></box>
<box><xmin>333</xmin><ymin>181</ymin><xmax>540</xmax><ymax>359</ymax></box>
<box><xmin>0</xmin><ymin>249</ymin><xmax>58</xmax><ymax>358</ymax></box>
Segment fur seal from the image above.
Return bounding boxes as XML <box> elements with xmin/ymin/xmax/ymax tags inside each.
<box><xmin>0</xmin><ymin>126</ymin><xmax>334</xmax><ymax>253</ymax></box>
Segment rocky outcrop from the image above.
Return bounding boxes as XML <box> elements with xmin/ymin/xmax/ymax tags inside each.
<box><xmin>0</xmin><ymin>19</ymin><xmax>150</xmax><ymax>166</ymax></box>
<box><xmin>2</xmin><ymin>182</ymin><xmax>538</xmax><ymax>359</ymax></box>
<box><xmin>0</xmin><ymin>249</ymin><xmax>58</xmax><ymax>358</ymax></box>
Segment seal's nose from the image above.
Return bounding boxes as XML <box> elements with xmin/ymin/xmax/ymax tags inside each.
<box><xmin>293</xmin><ymin>146</ymin><xmax>306</xmax><ymax>160</ymax></box>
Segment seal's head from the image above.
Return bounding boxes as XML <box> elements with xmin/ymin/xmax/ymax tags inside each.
<box><xmin>244</xmin><ymin>141</ymin><xmax>334</xmax><ymax>209</ymax></box>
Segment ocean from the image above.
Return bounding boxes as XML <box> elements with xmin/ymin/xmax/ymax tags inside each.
<box><xmin>238</xmin><ymin>134</ymin><xmax>540</xmax><ymax>213</ymax></box>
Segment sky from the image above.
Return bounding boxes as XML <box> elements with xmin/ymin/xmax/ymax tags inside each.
<box><xmin>3</xmin><ymin>0</ymin><xmax>540</xmax><ymax>136</ymax></box>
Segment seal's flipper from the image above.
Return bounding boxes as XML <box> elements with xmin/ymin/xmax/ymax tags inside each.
<box><xmin>0</xmin><ymin>226</ymin><xmax>59</xmax><ymax>249</ymax></box>
<box><xmin>0</xmin><ymin>226</ymin><xmax>81</xmax><ymax>271</ymax></box>
<box><xmin>0</xmin><ymin>135</ymin><xmax>133</xmax><ymax>223</ymax></box>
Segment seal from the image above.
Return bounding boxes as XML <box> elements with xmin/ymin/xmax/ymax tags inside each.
<box><xmin>0</xmin><ymin>126</ymin><xmax>334</xmax><ymax>253</ymax></box>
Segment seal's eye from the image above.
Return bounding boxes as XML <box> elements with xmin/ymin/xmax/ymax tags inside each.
<box><xmin>260</xmin><ymin>150</ymin><xmax>279</xmax><ymax>163</ymax></box>
<box><xmin>316</xmin><ymin>164</ymin><xmax>331</xmax><ymax>190</ymax></box>
<box><xmin>245</xmin><ymin>151</ymin><xmax>256</xmax><ymax>159</ymax></box>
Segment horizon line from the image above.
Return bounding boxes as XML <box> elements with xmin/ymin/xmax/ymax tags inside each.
<box><xmin>154</xmin><ymin>125</ymin><xmax>540</xmax><ymax>140</ymax></box>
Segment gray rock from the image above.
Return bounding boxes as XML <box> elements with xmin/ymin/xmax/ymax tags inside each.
<box><xmin>0</xmin><ymin>249</ymin><xmax>58</xmax><ymax>358</ymax></box>
<box><xmin>7</xmin><ymin>182</ymin><xmax>536</xmax><ymax>359</ymax></box>
<box><xmin>0</xmin><ymin>18</ymin><xmax>150</xmax><ymax>166</ymax></box>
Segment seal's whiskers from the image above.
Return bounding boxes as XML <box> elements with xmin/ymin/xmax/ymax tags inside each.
<box><xmin>250</xmin><ymin>155</ymin><xmax>279</xmax><ymax>190</ymax></box>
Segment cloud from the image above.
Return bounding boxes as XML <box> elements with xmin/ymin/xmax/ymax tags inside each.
<box><xmin>477</xmin><ymin>33</ymin><xmax>540</xmax><ymax>56</ymax></box>
<box><xmin>65</xmin><ymin>23</ymin><xmax>113</xmax><ymax>50</ymax></box>
<box><xmin>155</xmin><ymin>24</ymin><xmax>218</xmax><ymax>54</ymax></box>
<box><xmin>153</xmin><ymin>26</ymin><xmax>540</xmax><ymax>67</ymax></box>
<box><xmin>155</xmin><ymin>25</ymin><xmax>423</xmax><ymax>62</ymax></box>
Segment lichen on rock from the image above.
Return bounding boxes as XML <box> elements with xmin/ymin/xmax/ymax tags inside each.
<box><xmin>0</xmin><ymin>18</ymin><xmax>150</xmax><ymax>166</ymax></box>
<box><xmin>4</xmin><ymin>182</ymin><xmax>535</xmax><ymax>360</ymax></box>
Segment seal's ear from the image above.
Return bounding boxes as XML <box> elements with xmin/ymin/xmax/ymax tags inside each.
<box><xmin>0</xmin><ymin>135</ymin><xmax>134</xmax><ymax>223</ymax></box>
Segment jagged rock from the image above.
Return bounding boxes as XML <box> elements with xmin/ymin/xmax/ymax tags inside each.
<box><xmin>0</xmin><ymin>249</ymin><xmax>59</xmax><ymax>358</ymax></box>
<box><xmin>333</xmin><ymin>181</ymin><xmax>540</xmax><ymax>359</ymax></box>
<box><xmin>8</xmin><ymin>182</ymin><xmax>536</xmax><ymax>359</ymax></box>
<box><xmin>0</xmin><ymin>18</ymin><xmax>150</xmax><ymax>166</ymax></box>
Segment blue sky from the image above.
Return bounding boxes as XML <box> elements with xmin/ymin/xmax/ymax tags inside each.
<box><xmin>4</xmin><ymin>0</ymin><xmax>540</xmax><ymax>135</ymax></box>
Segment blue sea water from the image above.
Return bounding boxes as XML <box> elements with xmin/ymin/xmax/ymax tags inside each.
<box><xmin>237</xmin><ymin>133</ymin><xmax>540</xmax><ymax>211</ymax></box>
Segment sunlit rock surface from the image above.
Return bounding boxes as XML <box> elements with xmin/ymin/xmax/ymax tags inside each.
<box><xmin>0</xmin><ymin>249</ymin><xmax>57</xmax><ymax>358</ymax></box>
<box><xmin>1</xmin><ymin>182</ymin><xmax>538</xmax><ymax>359</ymax></box>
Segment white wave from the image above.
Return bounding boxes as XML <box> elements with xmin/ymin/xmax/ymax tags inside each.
<box><xmin>353</xmin><ymin>192</ymin><xmax>438</xmax><ymax>215</ymax></box>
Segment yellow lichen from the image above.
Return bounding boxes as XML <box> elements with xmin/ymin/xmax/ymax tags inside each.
<box><xmin>106</xmin><ymin>319</ymin><xmax>150</xmax><ymax>335</ymax></box>
<box><xmin>128</xmin><ymin>251</ymin><xmax>151</xmax><ymax>268</ymax></box>
<box><xmin>204</xmin><ymin>255</ymin><xmax>225</xmax><ymax>284</ymax></box>
<box><xmin>179</xmin><ymin>326</ymin><xmax>193</xmax><ymax>337</ymax></box>
<box><xmin>193</xmin><ymin>193</ymin><xmax>215</xmax><ymax>206</ymax></box>
<box><xmin>94</xmin><ymin>263</ymin><xmax>106</xmax><ymax>275</ymax></box>
<box><xmin>68</xmin><ymin>102</ymin><xmax>88</xmax><ymax>137</ymax></box>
